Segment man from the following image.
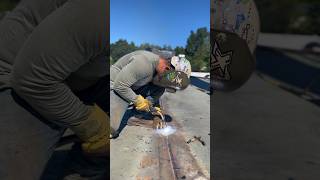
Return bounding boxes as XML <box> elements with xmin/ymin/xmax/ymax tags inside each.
<box><xmin>0</xmin><ymin>0</ymin><xmax>109</xmax><ymax>179</ymax></box>
<box><xmin>110</xmin><ymin>50</ymin><xmax>191</xmax><ymax>138</ymax></box>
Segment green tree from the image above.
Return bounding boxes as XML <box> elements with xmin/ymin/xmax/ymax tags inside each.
<box><xmin>162</xmin><ymin>45</ymin><xmax>173</xmax><ymax>51</ymax></box>
<box><xmin>110</xmin><ymin>39</ymin><xmax>137</xmax><ymax>63</ymax></box>
<box><xmin>174</xmin><ymin>46</ymin><xmax>185</xmax><ymax>55</ymax></box>
<box><xmin>185</xmin><ymin>27</ymin><xmax>210</xmax><ymax>72</ymax></box>
<box><xmin>138</xmin><ymin>43</ymin><xmax>161</xmax><ymax>51</ymax></box>
<box><xmin>111</xmin><ymin>27</ymin><xmax>210</xmax><ymax>72</ymax></box>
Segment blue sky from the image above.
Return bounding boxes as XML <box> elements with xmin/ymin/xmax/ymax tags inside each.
<box><xmin>110</xmin><ymin>0</ymin><xmax>210</xmax><ymax>48</ymax></box>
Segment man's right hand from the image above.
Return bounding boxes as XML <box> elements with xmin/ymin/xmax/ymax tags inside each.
<box><xmin>70</xmin><ymin>104</ymin><xmax>109</xmax><ymax>156</ymax></box>
<box><xmin>153</xmin><ymin>116</ymin><xmax>167</xmax><ymax>129</ymax></box>
<box><xmin>134</xmin><ymin>95</ymin><xmax>151</xmax><ymax>112</ymax></box>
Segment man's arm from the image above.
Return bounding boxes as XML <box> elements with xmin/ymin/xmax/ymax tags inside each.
<box><xmin>11</xmin><ymin>0</ymin><xmax>108</xmax><ymax>127</ymax></box>
<box><xmin>113</xmin><ymin>56</ymin><xmax>153</xmax><ymax>103</ymax></box>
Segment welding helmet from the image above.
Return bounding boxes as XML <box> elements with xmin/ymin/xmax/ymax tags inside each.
<box><xmin>151</xmin><ymin>49</ymin><xmax>192</xmax><ymax>77</ymax></box>
<box><xmin>170</xmin><ymin>54</ymin><xmax>192</xmax><ymax>78</ymax></box>
<box><xmin>153</xmin><ymin>70</ymin><xmax>190</xmax><ymax>92</ymax></box>
<box><xmin>152</xmin><ymin>50</ymin><xmax>191</xmax><ymax>91</ymax></box>
<box><xmin>211</xmin><ymin>0</ymin><xmax>260</xmax><ymax>91</ymax></box>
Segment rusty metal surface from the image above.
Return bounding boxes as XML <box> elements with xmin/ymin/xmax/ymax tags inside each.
<box><xmin>121</xmin><ymin>117</ymin><xmax>209</xmax><ymax>180</ymax></box>
<box><xmin>156</xmin><ymin>124</ymin><xmax>208</xmax><ymax>179</ymax></box>
<box><xmin>111</xmin><ymin>86</ymin><xmax>210</xmax><ymax>179</ymax></box>
<box><xmin>131</xmin><ymin>106</ymin><xmax>209</xmax><ymax>179</ymax></box>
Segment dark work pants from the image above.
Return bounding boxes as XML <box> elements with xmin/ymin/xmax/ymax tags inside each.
<box><xmin>0</xmin><ymin>89</ymin><xmax>65</xmax><ymax>180</ymax></box>
<box><xmin>0</xmin><ymin>81</ymin><xmax>107</xmax><ymax>180</ymax></box>
<box><xmin>0</xmin><ymin>67</ymin><xmax>108</xmax><ymax>180</ymax></box>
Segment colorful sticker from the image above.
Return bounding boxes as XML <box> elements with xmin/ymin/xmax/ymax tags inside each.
<box><xmin>166</xmin><ymin>71</ymin><xmax>183</xmax><ymax>87</ymax></box>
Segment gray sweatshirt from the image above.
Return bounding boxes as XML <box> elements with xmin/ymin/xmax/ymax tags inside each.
<box><xmin>0</xmin><ymin>0</ymin><xmax>108</xmax><ymax>127</ymax></box>
<box><xmin>110</xmin><ymin>50</ymin><xmax>159</xmax><ymax>103</ymax></box>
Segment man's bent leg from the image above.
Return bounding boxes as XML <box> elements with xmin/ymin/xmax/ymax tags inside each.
<box><xmin>0</xmin><ymin>89</ymin><xmax>65</xmax><ymax>180</ymax></box>
<box><xmin>110</xmin><ymin>90</ymin><xmax>129</xmax><ymax>134</ymax></box>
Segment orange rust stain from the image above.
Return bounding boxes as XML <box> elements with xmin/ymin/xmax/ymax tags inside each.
<box><xmin>127</xmin><ymin>118</ymin><xmax>154</xmax><ymax>128</ymax></box>
<box><xmin>140</xmin><ymin>155</ymin><xmax>158</xmax><ymax>168</ymax></box>
<box><xmin>136</xmin><ymin>176</ymin><xmax>153</xmax><ymax>180</ymax></box>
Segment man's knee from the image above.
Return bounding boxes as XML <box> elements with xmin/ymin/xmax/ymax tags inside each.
<box><xmin>110</xmin><ymin>91</ymin><xmax>129</xmax><ymax>129</ymax></box>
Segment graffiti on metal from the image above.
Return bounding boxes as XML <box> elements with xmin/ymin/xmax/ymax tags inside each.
<box><xmin>212</xmin><ymin>0</ymin><xmax>260</xmax><ymax>53</ymax></box>
<box><xmin>211</xmin><ymin>40</ymin><xmax>233</xmax><ymax>80</ymax></box>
